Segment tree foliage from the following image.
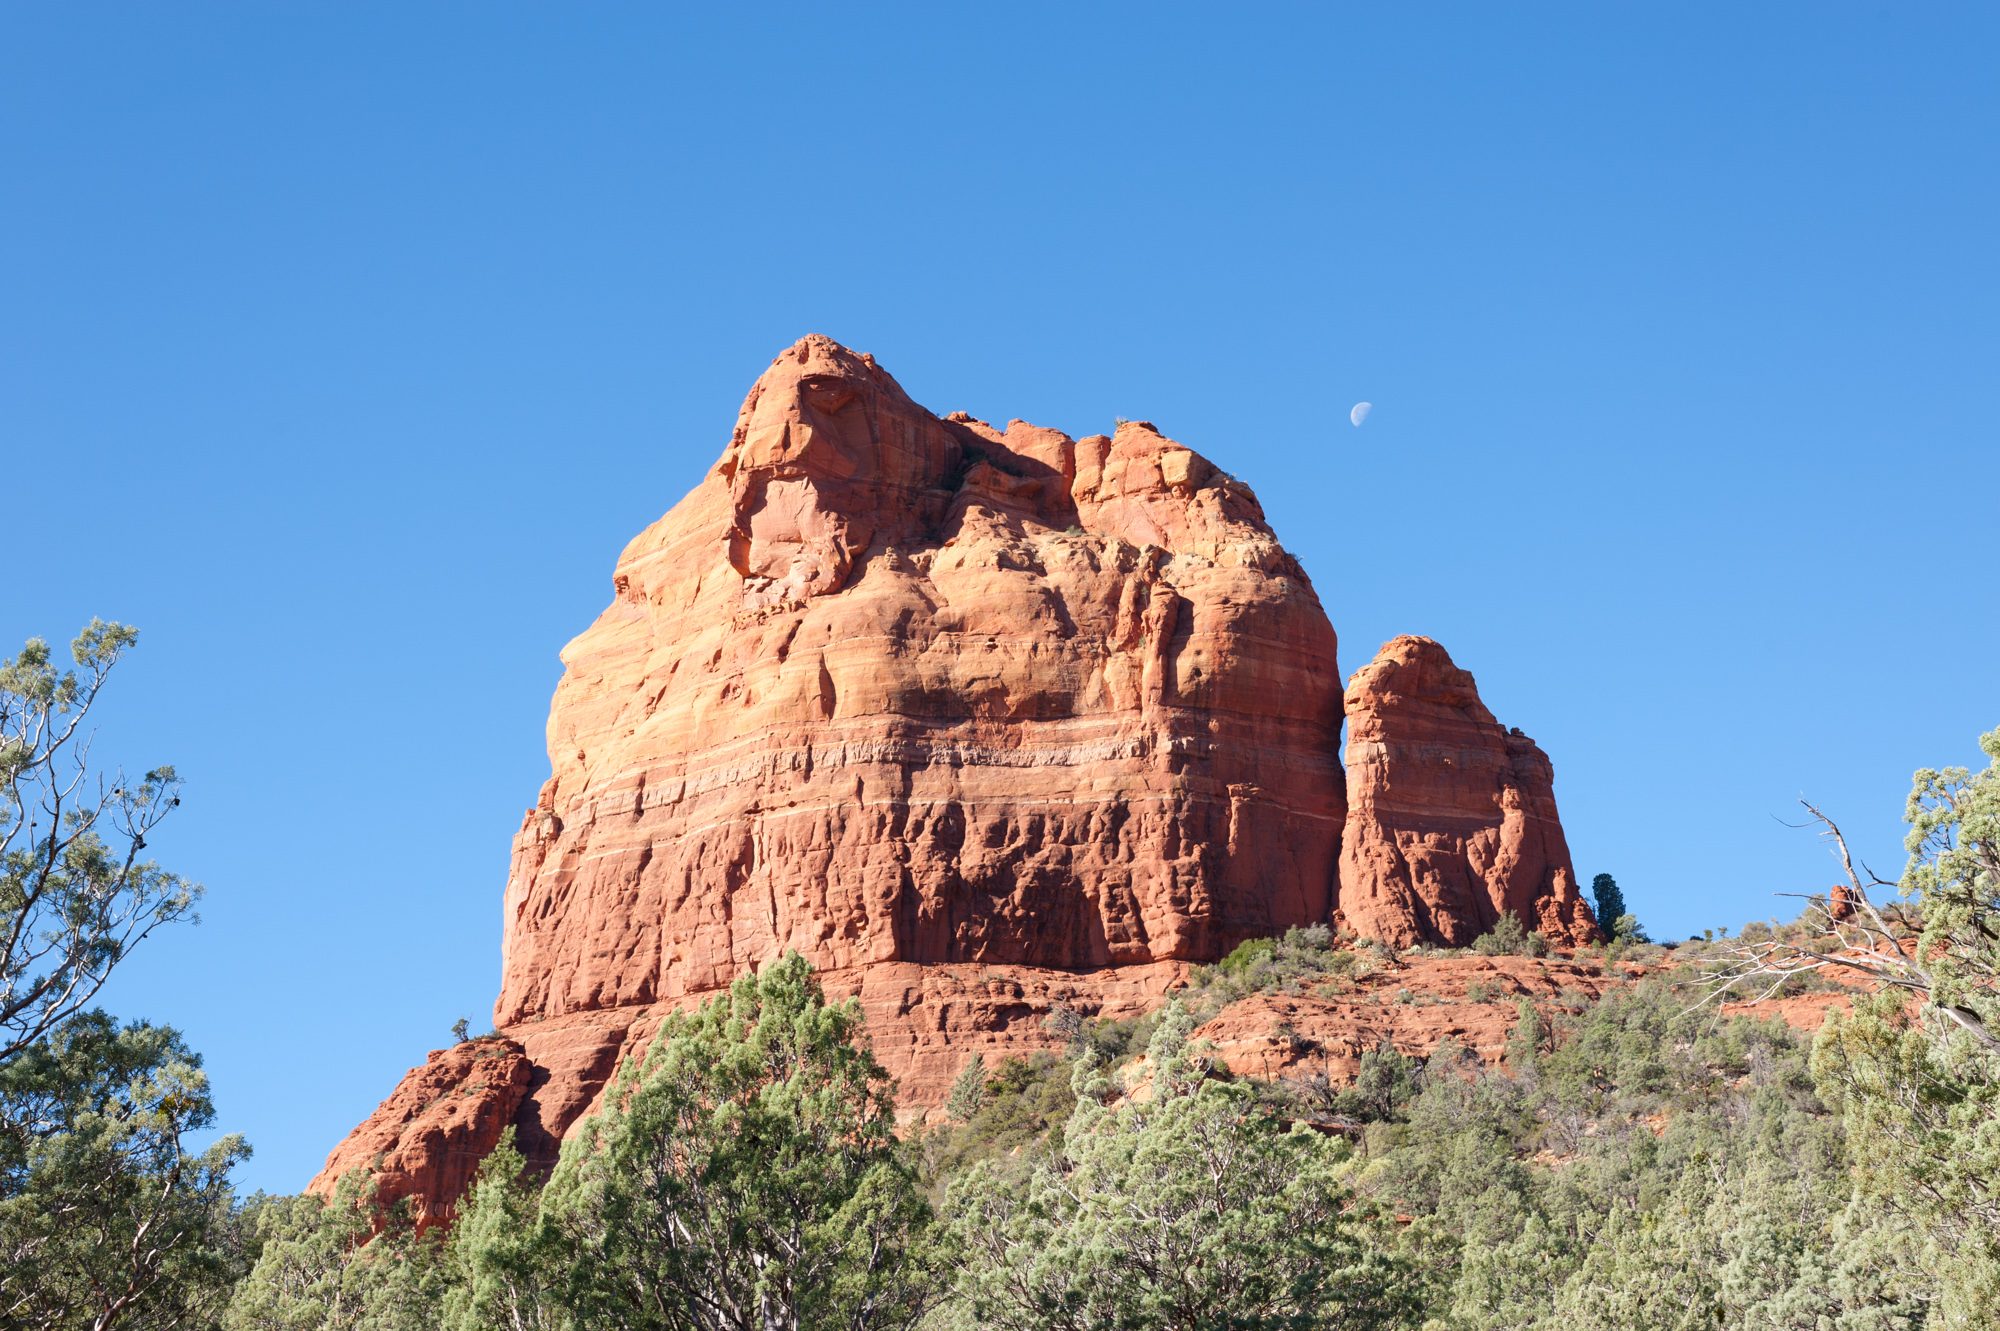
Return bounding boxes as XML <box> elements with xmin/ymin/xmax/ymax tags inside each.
<box><xmin>534</xmin><ymin>951</ymin><xmax>937</xmax><ymax>1331</ymax></box>
<box><xmin>1899</xmin><ymin>726</ymin><xmax>2000</xmax><ymax>1048</ymax></box>
<box><xmin>1361</xmin><ymin>979</ymin><xmax>1922</xmax><ymax>1329</ymax></box>
<box><xmin>439</xmin><ymin>1133</ymin><xmax>562</xmax><ymax>1331</ymax></box>
<box><xmin>1805</xmin><ymin>725</ymin><xmax>2000</xmax><ymax>1325</ymax></box>
<box><xmin>2</xmin><ymin>623</ymin><xmax>199</xmax><ymax>1066</ymax></box>
<box><xmin>215</xmin><ymin>942</ymin><xmax>1996</xmax><ymax>1330</ymax></box>
<box><xmin>0</xmin><ymin>622</ymin><xmax>248</xmax><ymax>1331</ymax></box>
<box><xmin>1697</xmin><ymin>723</ymin><xmax>2000</xmax><ymax>1323</ymax></box>
<box><xmin>1471</xmin><ymin>912</ymin><xmax>1548</xmax><ymax>957</ymax></box>
<box><xmin>223</xmin><ymin>1178</ymin><xmax>448</xmax><ymax>1331</ymax></box>
<box><xmin>0</xmin><ymin>1013</ymin><xmax>248</xmax><ymax>1331</ymax></box>
<box><xmin>937</xmin><ymin>1002</ymin><xmax>1421</xmax><ymax>1331</ymax></box>
<box><xmin>1588</xmin><ymin>873</ymin><xmax>1633</xmax><ymax>939</ymax></box>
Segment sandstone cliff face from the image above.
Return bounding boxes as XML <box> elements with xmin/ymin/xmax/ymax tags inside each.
<box><xmin>494</xmin><ymin>336</ymin><xmax>1344</xmax><ymax>1027</ymax></box>
<box><xmin>1337</xmin><ymin>635</ymin><xmax>1598</xmax><ymax>948</ymax></box>
<box><xmin>315</xmin><ymin>338</ymin><xmax>1598</xmax><ymax>1216</ymax></box>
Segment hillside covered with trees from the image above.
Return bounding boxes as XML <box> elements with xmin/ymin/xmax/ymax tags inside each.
<box><xmin>4</xmin><ymin>624</ymin><xmax>1997</xmax><ymax>1329</ymax></box>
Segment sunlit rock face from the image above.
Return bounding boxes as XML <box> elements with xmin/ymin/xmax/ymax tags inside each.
<box><xmin>315</xmin><ymin>337</ymin><xmax>1596</xmax><ymax>1218</ymax></box>
<box><xmin>494</xmin><ymin>334</ymin><xmax>1348</xmax><ymax>1026</ymax></box>
<box><xmin>1337</xmin><ymin>635</ymin><xmax>1598</xmax><ymax>949</ymax></box>
<box><xmin>311</xmin><ymin>1039</ymin><xmax>534</xmax><ymax>1233</ymax></box>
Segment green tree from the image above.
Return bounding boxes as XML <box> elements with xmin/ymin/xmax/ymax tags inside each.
<box><xmin>944</xmin><ymin>1054</ymin><xmax>986</xmax><ymax>1123</ymax></box>
<box><xmin>1331</xmin><ymin>1042</ymin><xmax>1419</xmax><ymax>1123</ymax></box>
<box><xmin>1810</xmin><ymin>727</ymin><xmax>2000</xmax><ymax>1325</ymax></box>
<box><xmin>440</xmin><ymin>1132</ymin><xmax>562</xmax><ymax>1331</ymax></box>
<box><xmin>1899</xmin><ymin>726</ymin><xmax>2000</xmax><ymax>1048</ymax></box>
<box><xmin>0</xmin><ymin>623</ymin><xmax>248</xmax><ymax>1331</ymax></box>
<box><xmin>535</xmin><ymin>952</ymin><xmax>937</xmax><ymax>1331</ymax></box>
<box><xmin>223</xmin><ymin>1177</ymin><xmax>448</xmax><ymax>1331</ymax></box>
<box><xmin>919</xmin><ymin>1053</ymin><xmax>1076</xmax><ymax>1186</ymax></box>
<box><xmin>938</xmin><ymin>1001</ymin><xmax>1420</xmax><ymax>1331</ymax></box>
<box><xmin>1813</xmin><ymin>983</ymin><xmax>2000</xmax><ymax>1325</ymax></box>
<box><xmin>1711</xmin><ymin>724</ymin><xmax>2000</xmax><ymax>1323</ymax></box>
<box><xmin>222</xmin><ymin>1184</ymin><xmax>372</xmax><ymax>1330</ymax></box>
<box><xmin>0</xmin><ymin>1013</ymin><xmax>248</xmax><ymax>1330</ymax></box>
<box><xmin>2</xmin><ymin>623</ymin><xmax>199</xmax><ymax>1065</ymax></box>
<box><xmin>1505</xmin><ymin>998</ymin><xmax>1546</xmax><ymax>1073</ymax></box>
<box><xmin>1588</xmin><ymin>873</ymin><xmax>1633</xmax><ymax>940</ymax></box>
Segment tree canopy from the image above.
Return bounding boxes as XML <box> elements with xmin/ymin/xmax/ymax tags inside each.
<box><xmin>535</xmin><ymin>952</ymin><xmax>937</xmax><ymax>1331</ymax></box>
<box><xmin>1</xmin><ymin>623</ymin><xmax>250</xmax><ymax>1331</ymax></box>
<box><xmin>2</xmin><ymin>622</ymin><xmax>200</xmax><ymax>1067</ymax></box>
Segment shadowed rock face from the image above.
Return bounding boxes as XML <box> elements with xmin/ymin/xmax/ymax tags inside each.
<box><xmin>1337</xmin><ymin>635</ymin><xmax>1598</xmax><ymax>949</ymax></box>
<box><xmin>314</xmin><ymin>338</ymin><xmax>1596</xmax><ymax>1220</ymax></box>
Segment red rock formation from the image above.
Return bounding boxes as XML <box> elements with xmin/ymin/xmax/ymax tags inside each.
<box><xmin>1192</xmin><ymin>952</ymin><xmax>1631</xmax><ymax>1084</ymax></box>
<box><xmin>495</xmin><ymin>336</ymin><xmax>1344</xmax><ymax>1025</ymax></box>
<box><xmin>315</xmin><ymin>339</ymin><xmax>1598</xmax><ymax>1218</ymax></box>
<box><xmin>310</xmin><ymin>1039</ymin><xmax>533</xmax><ymax>1232</ymax></box>
<box><xmin>485</xmin><ymin>960</ymin><xmax>1190</xmax><ymax>1169</ymax></box>
<box><xmin>315</xmin><ymin>334</ymin><xmax>1346</xmax><ymax>1202</ymax></box>
<box><xmin>1337</xmin><ymin>635</ymin><xmax>1598</xmax><ymax>949</ymax></box>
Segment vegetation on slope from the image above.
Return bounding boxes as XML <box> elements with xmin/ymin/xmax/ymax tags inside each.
<box><xmin>4</xmin><ymin>622</ymin><xmax>1996</xmax><ymax>1329</ymax></box>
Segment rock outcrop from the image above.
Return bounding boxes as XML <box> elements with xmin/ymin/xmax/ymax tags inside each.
<box><xmin>1337</xmin><ymin>635</ymin><xmax>1597</xmax><ymax>948</ymax></box>
<box><xmin>314</xmin><ymin>338</ymin><xmax>1597</xmax><ymax>1219</ymax></box>
<box><xmin>1192</xmin><ymin>952</ymin><xmax>1630</xmax><ymax>1085</ymax></box>
<box><xmin>312</xmin><ymin>1039</ymin><xmax>533</xmax><ymax>1231</ymax></box>
<box><xmin>495</xmin><ymin>335</ymin><xmax>1344</xmax><ymax>1024</ymax></box>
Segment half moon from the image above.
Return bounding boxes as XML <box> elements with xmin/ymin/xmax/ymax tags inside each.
<box><xmin>1349</xmin><ymin>401</ymin><xmax>1373</xmax><ymax>427</ymax></box>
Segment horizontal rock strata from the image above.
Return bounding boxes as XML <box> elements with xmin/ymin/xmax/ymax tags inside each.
<box><xmin>315</xmin><ymin>339</ymin><xmax>1602</xmax><ymax>1219</ymax></box>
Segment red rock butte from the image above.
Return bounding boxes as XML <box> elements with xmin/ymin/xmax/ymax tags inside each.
<box><xmin>315</xmin><ymin>335</ymin><xmax>1597</xmax><ymax>1226</ymax></box>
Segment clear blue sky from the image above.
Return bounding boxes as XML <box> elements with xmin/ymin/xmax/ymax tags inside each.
<box><xmin>5</xmin><ymin>4</ymin><xmax>1995</xmax><ymax>1194</ymax></box>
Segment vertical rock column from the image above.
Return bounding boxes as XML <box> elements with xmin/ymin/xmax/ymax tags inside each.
<box><xmin>1336</xmin><ymin>635</ymin><xmax>1599</xmax><ymax>948</ymax></box>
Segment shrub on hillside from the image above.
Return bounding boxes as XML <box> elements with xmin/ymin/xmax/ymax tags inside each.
<box><xmin>938</xmin><ymin>1003</ymin><xmax>1424</xmax><ymax>1331</ymax></box>
<box><xmin>924</xmin><ymin>1052</ymin><xmax>1078</xmax><ymax>1182</ymax></box>
<box><xmin>1186</xmin><ymin>924</ymin><xmax>1357</xmax><ymax>1014</ymax></box>
<box><xmin>1471</xmin><ymin>913</ymin><xmax>1549</xmax><ymax>957</ymax></box>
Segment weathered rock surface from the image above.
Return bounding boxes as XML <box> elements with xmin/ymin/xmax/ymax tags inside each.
<box><xmin>315</xmin><ymin>338</ymin><xmax>1598</xmax><ymax>1218</ymax></box>
<box><xmin>1192</xmin><ymin>953</ymin><xmax>1629</xmax><ymax>1085</ymax></box>
<box><xmin>495</xmin><ymin>335</ymin><xmax>1345</xmax><ymax>1027</ymax></box>
<box><xmin>477</xmin><ymin>959</ymin><xmax>1190</xmax><ymax>1170</ymax></box>
<box><xmin>1337</xmin><ymin>635</ymin><xmax>1599</xmax><ymax>949</ymax></box>
<box><xmin>309</xmin><ymin>1039</ymin><xmax>533</xmax><ymax>1231</ymax></box>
